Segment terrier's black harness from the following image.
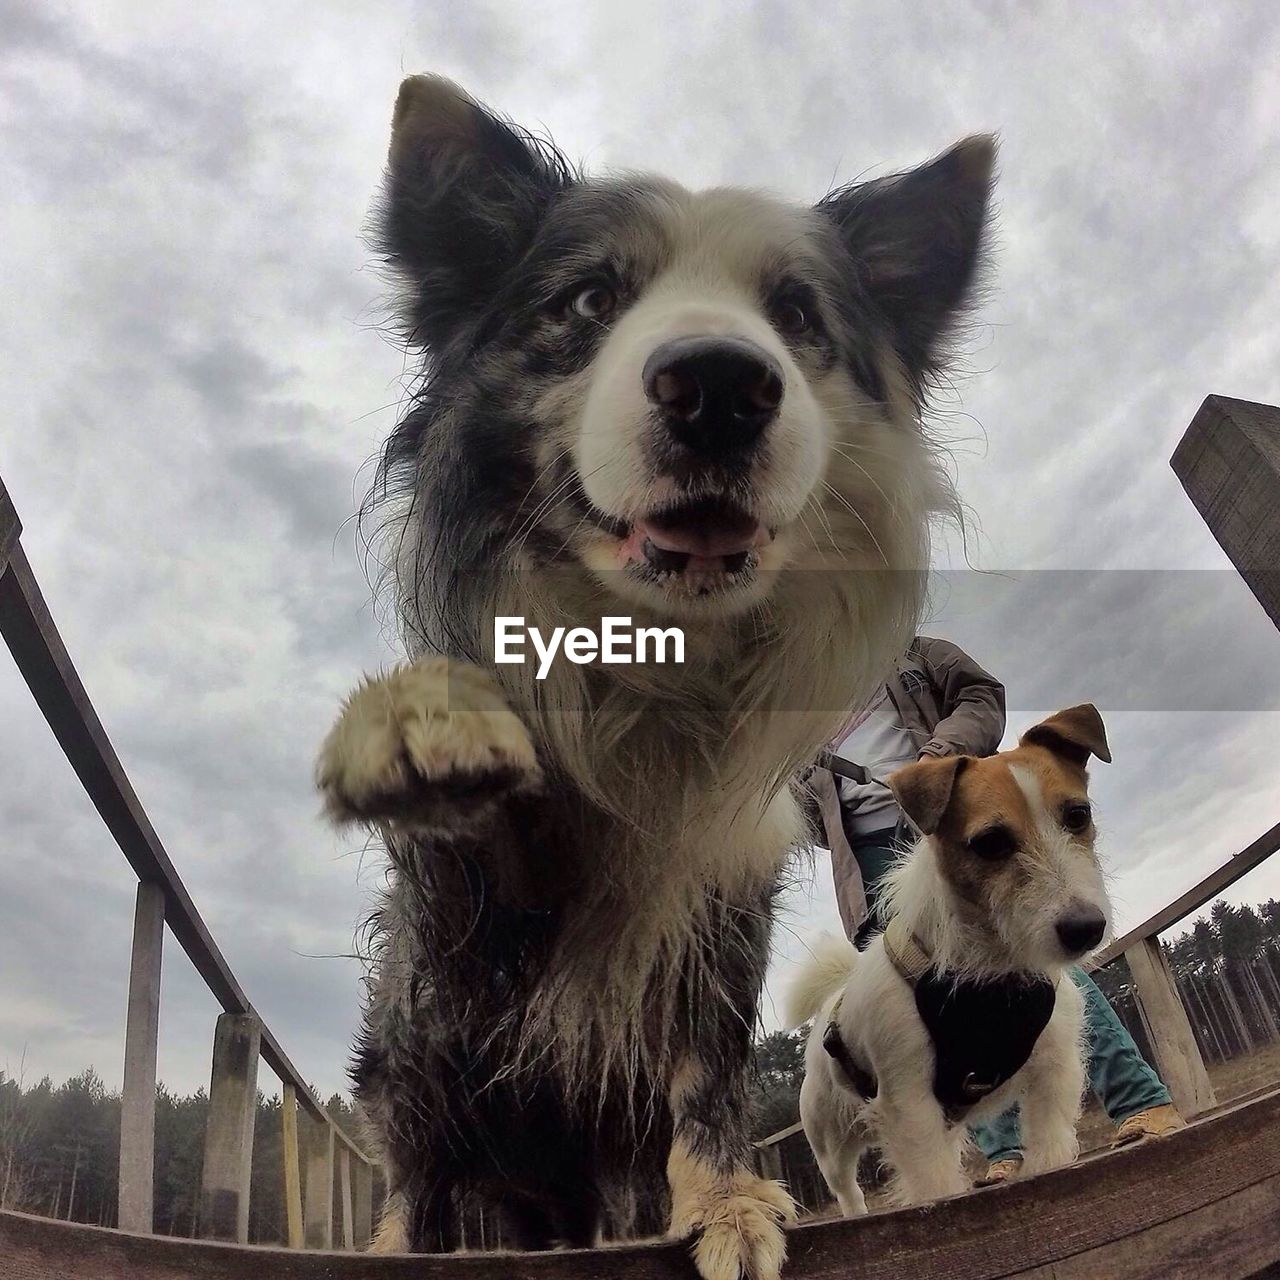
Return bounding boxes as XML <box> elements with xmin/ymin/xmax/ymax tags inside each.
<box><xmin>823</xmin><ymin>918</ymin><xmax>1056</xmax><ymax>1122</ymax></box>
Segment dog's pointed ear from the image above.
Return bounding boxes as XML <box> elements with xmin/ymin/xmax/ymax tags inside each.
<box><xmin>1021</xmin><ymin>704</ymin><xmax>1112</xmax><ymax>766</ymax></box>
<box><xmin>888</xmin><ymin>755</ymin><xmax>968</xmax><ymax>836</ymax></box>
<box><xmin>818</xmin><ymin>135</ymin><xmax>995</xmax><ymax>390</ymax></box>
<box><xmin>378</xmin><ymin>75</ymin><xmax>574</xmax><ymax>348</ymax></box>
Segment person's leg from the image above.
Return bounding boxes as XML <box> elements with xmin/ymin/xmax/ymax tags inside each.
<box><xmin>970</xmin><ymin>1103</ymin><xmax>1023</xmax><ymax>1165</ymax></box>
<box><xmin>970</xmin><ymin>969</ymin><xmax>1180</xmax><ymax>1177</ymax></box>
<box><xmin>856</xmin><ymin>836</ymin><xmax>900</xmax><ymax>922</ymax></box>
<box><xmin>844</xmin><ymin>827</ymin><xmax>901</xmax><ymax>949</ymax></box>
<box><xmin>1072</xmin><ymin>969</ymin><xmax>1171</xmax><ymax>1121</ymax></box>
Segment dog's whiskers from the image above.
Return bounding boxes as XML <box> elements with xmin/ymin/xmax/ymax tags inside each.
<box><xmin>819</xmin><ymin>478</ymin><xmax>890</xmax><ymax>567</ymax></box>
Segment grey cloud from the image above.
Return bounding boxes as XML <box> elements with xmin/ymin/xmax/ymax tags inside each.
<box><xmin>4</xmin><ymin>0</ymin><xmax>1280</xmax><ymax>1096</ymax></box>
<box><xmin>928</xmin><ymin>568</ymin><xmax>1280</xmax><ymax>712</ymax></box>
<box><xmin>176</xmin><ymin>341</ymin><xmax>291</xmax><ymax>420</ymax></box>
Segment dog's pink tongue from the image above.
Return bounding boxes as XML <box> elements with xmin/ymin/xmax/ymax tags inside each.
<box><xmin>639</xmin><ymin>513</ymin><xmax>764</xmax><ymax>559</ymax></box>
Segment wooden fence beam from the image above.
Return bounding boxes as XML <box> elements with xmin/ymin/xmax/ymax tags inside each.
<box><xmin>353</xmin><ymin>1157</ymin><xmax>373</xmax><ymax>1252</ymax></box>
<box><xmin>338</xmin><ymin>1147</ymin><xmax>355</xmax><ymax>1250</ymax></box>
<box><xmin>1125</xmin><ymin>937</ymin><xmax>1217</xmax><ymax>1119</ymax></box>
<box><xmin>0</xmin><ymin>475</ymin><xmax>20</xmax><ymax>576</ymax></box>
<box><xmin>755</xmin><ymin>1140</ymin><xmax>783</xmax><ymax>1181</ymax></box>
<box><xmin>1092</xmin><ymin>820</ymin><xmax>1280</xmax><ymax>968</ymax></box>
<box><xmin>199</xmin><ymin>1013</ymin><xmax>261</xmax><ymax>1242</ymax></box>
<box><xmin>280</xmin><ymin>1085</ymin><xmax>304</xmax><ymax>1250</ymax></box>
<box><xmin>117</xmin><ymin>881</ymin><xmax>165</xmax><ymax>1234</ymax></box>
<box><xmin>0</xmin><ymin>538</ymin><xmax>369</xmax><ymax>1164</ymax></box>
<box><xmin>303</xmin><ymin>1118</ymin><xmax>334</xmax><ymax>1250</ymax></box>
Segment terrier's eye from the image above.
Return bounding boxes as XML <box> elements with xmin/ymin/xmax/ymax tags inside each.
<box><xmin>967</xmin><ymin>826</ymin><xmax>1017</xmax><ymax>861</ymax></box>
<box><xmin>1062</xmin><ymin>803</ymin><xmax>1093</xmax><ymax>833</ymax></box>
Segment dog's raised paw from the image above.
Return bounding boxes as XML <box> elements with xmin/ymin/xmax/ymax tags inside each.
<box><xmin>316</xmin><ymin>658</ymin><xmax>539</xmax><ymax>828</ymax></box>
<box><xmin>671</xmin><ymin>1174</ymin><xmax>796</xmax><ymax>1280</ymax></box>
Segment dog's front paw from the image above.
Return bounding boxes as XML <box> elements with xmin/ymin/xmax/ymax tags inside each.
<box><xmin>669</xmin><ymin>1162</ymin><xmax>796</xmax><ymax>1280</ymax></box>
<box><xmin>316</xmin><ymin>658</ymin><xmax>539</xmax><ymax>827</ymax></box>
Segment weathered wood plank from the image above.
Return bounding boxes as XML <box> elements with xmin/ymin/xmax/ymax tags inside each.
<box><xmin>281</xmin><ymin>1085</ymin><xmax>305</xmax><ymax>1250</ymax></box>
<box><xmin>198</xmin><ymin>1014</ymin><xmax>261</xmax><ymax>1243</ymax></box>
<box><xmin>1014</xmin><ymin>1176</ymin><xmax>1280</xmax><ymax>1280</ymax></box>
<box><xmin>353</xmin><ymin>1157</ymin><xmax>374</xmax><ymax>1252</ymax></box>
<box><xmin>1125</xmin><ymin>935</ymin><xmax>1216</xmax><ymax>1118</ymax></box>
<box><xmin>303</xmin><ymin>1118</ymin><xmax>334</xmax><ymax>1250</ymax></box>
<box><xmin>3</xmin><ymin>1084</ymin><xmax>1280</xmax><ymax>1278</ymax></box>
<box><xmin>0</xmin><ymin>474</ymin><xmax>20</xmax><ymax>576</ymax></box>
<box><xmin>1172</xmin><ymin>394</ymin><xmax>1280</xmax><ymax>630</ymax></box>
<box><xmin>755</xmin><ymin>1141</ymin><xmax>782</xmax><ymax>1181</ymax></box>
<box><xmin>339</xmin><ymin>1148</ymin><xmax>355</xmax><ymax>1251</ymax></box>
<box><xmin>0</xmin><ymin>547</ymin><xmax>247</xmax><ymax>1010</ymax></box>
<box><xmin>117</xmin><ymin>881</ymin><xmax>165</xmax><ymax>1234</ymax></box>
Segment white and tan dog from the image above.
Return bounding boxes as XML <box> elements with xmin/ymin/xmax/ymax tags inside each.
<box><xmin>786</xmin><ymin>705</ymin><xmax>1113</xmax><ymax>1214</ymax></box>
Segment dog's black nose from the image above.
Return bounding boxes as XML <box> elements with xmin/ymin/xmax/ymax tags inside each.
<box><xmin>1055</xmin><ymin>904</ymin><xmax>1107</xmax><ymax>955</ymax></box>
<box><xmin>643</xmin><ymin>337</ymin><xmax>783</xmax><ymax>456</ymax></box>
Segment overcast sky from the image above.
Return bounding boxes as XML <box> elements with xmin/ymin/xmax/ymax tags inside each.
<box><xmin>2</xmin><ymin>1</ymin><xmax>1279</xmax><ymax>1102</ymax></box>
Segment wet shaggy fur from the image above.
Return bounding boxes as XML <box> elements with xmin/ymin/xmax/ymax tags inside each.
<box><xmin>320</xmin><ymin>74</ymin><xmax>996</xmax><ymax>1278</ymax></box>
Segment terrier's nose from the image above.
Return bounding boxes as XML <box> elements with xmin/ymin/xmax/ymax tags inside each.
<box><xmin>1055</xmin><ymin>904</ymin><xmax>1107</xmax><ymax>955</ymax></box>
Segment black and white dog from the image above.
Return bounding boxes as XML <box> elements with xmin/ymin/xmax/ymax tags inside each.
<box><xmin>317</xmin><ymin>74</ymin><xmax>994</xmax><ymax>1280</ymax></box>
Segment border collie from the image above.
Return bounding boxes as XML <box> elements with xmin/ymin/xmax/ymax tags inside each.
<box><xmin>786</xmin><ymin>706</ymin><xmax>1112</xmax><ymax>1214</ymax></box>
<box><xmin>317</xmin><ymin>74</ymin><xmax>995</xmax><ymax>1280</ymax></box>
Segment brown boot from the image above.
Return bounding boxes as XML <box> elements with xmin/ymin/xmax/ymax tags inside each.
<box><xmin>974</xmin><ymin>1156</ymin><xmax>1023</xmax><ymax>1187</ymax></box>
<box><xmin>1112</xmin><ymin>1103</ymin><xmax>1186</xmax><ymax>1148</ymax></box>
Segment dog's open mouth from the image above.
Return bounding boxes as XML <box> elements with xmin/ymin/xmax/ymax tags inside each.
<box><xmin>617</xmin><ymin>497</ymin><xmax>772</xmax><ymax>595</ymax></box>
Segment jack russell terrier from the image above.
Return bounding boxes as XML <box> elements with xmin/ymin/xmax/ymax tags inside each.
<box><xmin>787</xmin><ymin>704</ymin><xmax>1112</xmax><ymax>1212</ymax></box>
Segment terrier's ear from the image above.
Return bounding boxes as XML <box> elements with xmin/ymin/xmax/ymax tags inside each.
<box><xmin>817</xmin><ymin>135</ymin><xmax>996</xmax><ymax>391</ymax></box>
<box><xmin>377</xmin><ymin>75</ymin><xmax>574</xmax><ymax>349</ymax></box>
<box><xmin>1021</xmin><ymin>704</ymin><xmax>1112</xmax><ymax>766</ymax></box>
<box><xmin>888</xmin><ymin>755</ymin><xmax>968</xmax><ymax>836</ymax></box>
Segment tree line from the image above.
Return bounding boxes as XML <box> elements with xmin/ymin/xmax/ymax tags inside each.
<box><xmin>1092</xmin><ymin>898</ymin><xmax>1280</xmax><ymax>1067</ymax></box>
<box><xmin>0</xmin><ymin>1065</ymin><xmax>362</xmax><ymax>1242</ymax></box>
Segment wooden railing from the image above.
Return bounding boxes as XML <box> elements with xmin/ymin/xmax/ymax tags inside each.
<box><xmin>1084</xmin><ymin>820</ymin><xmax>1280</xmax><ymax>1119</ymax></box>
<box><xmin>0</xmin><ymin>472</ymin><xmax>376</xmax><ymax>1250</ymax></box>
<box><xmin>6</xmin><ymin>393</ymin><xmax>1278</xmax><ymax>1253</ymax></box>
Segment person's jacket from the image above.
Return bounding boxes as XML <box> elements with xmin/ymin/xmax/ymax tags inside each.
<box><xmin>810</xmin><ymin>636</ymin><xmax>1006</xmax><ymax>936</ymax></box>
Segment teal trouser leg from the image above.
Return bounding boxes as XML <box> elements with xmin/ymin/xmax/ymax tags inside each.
<box><xmin>848</xmin><ymin>828</ymin><xmax>901</xmax><ymax>924</ymax></box>
<box><xmin>971</xmin><ymin>1099</ymin><xmax>1024</xmax><ymax>1164</ymax></box>
<box><xmin>969</xmin><ymin>968</ymin><xmax>1172</xmax><ymax>1162</ymax></box>
<box><xmin>1075</xmin><ymin>969</ymin><xmax>1171</xmax><ymax>1121</ymax></box>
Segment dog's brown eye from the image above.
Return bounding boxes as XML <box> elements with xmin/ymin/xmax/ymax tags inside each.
<box><xmin>771</xmin><ymin>298</ymin><xmax>810</xmax><ymax>336</ymax></box>
<box><xmin>569</xmin><ymin>284</ymin><xmax>616</xmax><ymax>320</ymax></box>
<box><xmin>1063</xmin><ymin>804</ymin><xmax>1092</xmax><ymax>833</ymax></box>
<box><xmin>967</xmin><ymin>826</ymin><xmax>1017</xmax><ymax>861</ymax></box>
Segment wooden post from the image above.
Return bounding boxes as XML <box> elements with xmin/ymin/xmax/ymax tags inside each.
<box><xmin>199</xmin><ymin>1013</ymin><xmax>261</xmax><ymax>1242</ymax></box>
<box><xmin>280</xmin><ymin>1086</ymin><xmax>304</xmax><ymax>1250</ymax></box>
<box><xmin>117</xmin><ymin>881</ymin><xmax>164</xmax><ymax>1234</ymax></box>
<box><xmin>756</xmin><ymin>1140</ymin><xmax>783</xmax><ymax>1181</ymax></box>
<box><xmin>1125</xmin><ymin>937</ymin><xmax>1217</xmax><ymax>1119</ymax></box>
<box><xmin>1171</xmin><ymin>396</ymin><xmax>1280</xmax><ymax>631</ymax></box>
<box><xmin>303</xmin><ymin>1117</ymin><xmax>334</xmax><ymax>1250</ymax></box>
<box><xmin>352</xmin><ymin>1157</ymin><xmax>373</xmax><ymax>1251</ymax></box>
<box><xmin>338</xmin><ymin>1147</ymin><xmax>354</xmax><ymax>1250</ymax></box>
